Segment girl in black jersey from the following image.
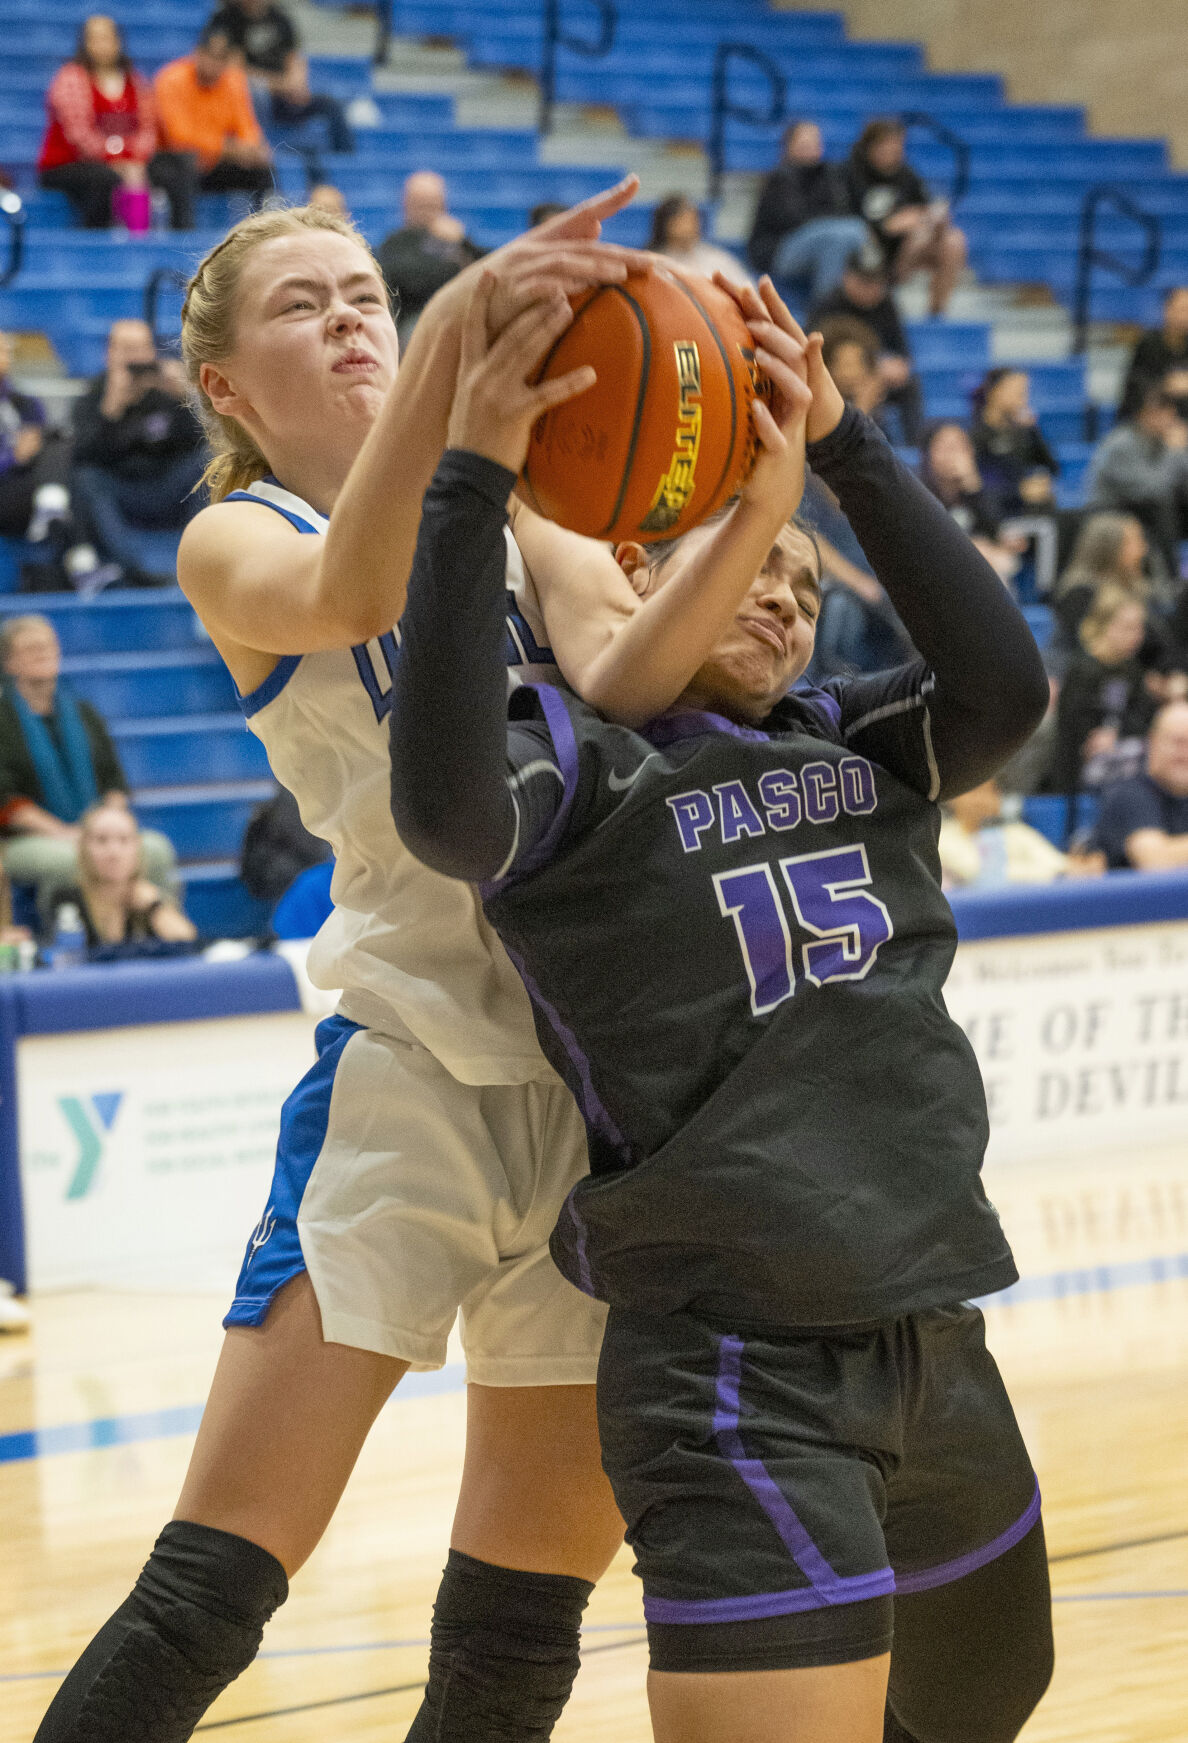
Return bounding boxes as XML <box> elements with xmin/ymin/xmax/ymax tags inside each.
<box><xmin>390</xmin><ymin>278</ymin><xmax>1054</xmax><ymax>1743</ymax></box>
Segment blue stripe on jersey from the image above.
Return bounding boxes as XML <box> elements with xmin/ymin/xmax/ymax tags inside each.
<box><xmin>225</xmin><ymin>487</ymin><xmax>322</xmax><ymax>536</ymax></box>
<box><xmin>238</xmin><ymin>654</ymin><xmax>302</xmax><ymax>718</ymax></box>
<box><xmin>224</xmin><ymin>486</ymin><xmax>320</xmax><ymax>714</ymax></box>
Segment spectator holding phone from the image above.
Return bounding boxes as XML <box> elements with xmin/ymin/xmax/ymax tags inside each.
<box><xmin>845</xmin><ymin>118</ymin><xmax>967</xmax><ymax>316</ymax></box>
<box><xmin>70</xmin><ymin>319</ymin><xmax>205</xmax><ymax>586</ymax></box>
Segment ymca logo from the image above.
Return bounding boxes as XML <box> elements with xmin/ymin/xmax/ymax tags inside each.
<box><xmin>57</xmin><ymin>1093</ymin><xmax>124</xmax><ymax>1200</ymax></box>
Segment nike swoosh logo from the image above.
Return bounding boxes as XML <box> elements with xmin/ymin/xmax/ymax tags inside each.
<box><xmin>607</xmin><ymin>752</ymin><xmax>664</xmax><ymax>792</ymax></box>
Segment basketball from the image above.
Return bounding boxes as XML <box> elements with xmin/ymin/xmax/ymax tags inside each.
<box><xmin>518</xmin><ymin>269</ymin><xmax>763</xmax><ymax>544</ymax></box>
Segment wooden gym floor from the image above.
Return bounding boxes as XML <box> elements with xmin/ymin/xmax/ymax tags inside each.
<box><xmin>3</xmin><ymin>1139</ymin><xmax>1187</xmax><ymax>1741</ymax></box>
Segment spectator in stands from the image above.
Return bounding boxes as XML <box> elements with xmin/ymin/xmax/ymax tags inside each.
<box><xmin>0</xmin><ymin>331</ymin><xmax>73</xmax><ymax>560</ymax></box>
<box><xmin>1050</xmin><ymin>584</ymin><xmax>1163</xmax><ymax>796</ymax></box>
<box><xmin>207</xmin><ymin>0</ymin><xmax>353</xmax><ymax>165</ymax></box>
<box><xmin>153</xmin><ymin>25</ymin><xmax>274</xmax><ymax>219</ymax></box>
<box><xmin>747</xmin><ymin>120</ymin><xmax>869</xmax><ymax>304</ymax></box>
<box><xmin>376</xmin><ymin>171</ymin><xmax>484</xmax><ymax>342</ymax></box>
<box><xmin>818</xmin><ymin>316</ymin><xmax>885</xmax><ymax>416</ymax></box>
<box><xmin>1049</xmin><ymin>512</ymin><xmax>1176</xmax><ymax>672</ymax></box>
<box><xmin>918</xmin><ymin>420</ymin><xmax>1023</xmax><ymax>586</ymax></box>
<box><xmin>1119</xmin><ymin>285</ymin><xmax>1188</xmax><ymax>421</ymax></box>
<box><xmin>939</xmin><ymin>776</ymin><xmax>1103</xmax><ymax>888</ymax></box>
<box><xmin>809</xmin><ymin>244</ymin><xmax>923</xmax><ymax>441</ymax></box>
<box><xmin>37</xmin><ymin>14</ymin><xmax>194</xmax><ymax>230</ymax></box>
<box><xmin>1094</xmin><ymin>700</ymin><xmax>1188</xmax><ymax>870</ymax></box>
<box><xmin>1087</xmin><ymin>385</ymin><xmax>1188</xmax><ymax>576</ymax></box>
<box><xmin>530</xmin><ymin>201</ymin><xmax>566</xmax><ymax>228</ymax></box>
<box><xmin>307</xmin><ymin>181</ymin><xmax>347</xmax><ymax>217</ymax></box>
<box><xmin>70</xmin><ymin>319</ymin><xmax>205</xmax><ymax>587</ymax></box>
<box><xmin>0</xmin><ymin>614</ymin><xmax>177</xmax><ymax>914</ymax></box>
<box><xmin>647</xmin><ymin>195</ymin><xmax>749</xmax><ymax>287</ymax></box>
<box><xmin>49</xmin><ymin>798</ymin><xmax>195</xmax><ymax>948</ymax></box>
<box><xmin>971</xmin><ymin>368</ymin><xmax>1058</xmax><ymax>515</ymax></box>
<box><xmin>845</xmin><ymin>118</ymin><xmax>967</xmax><ymax>317</ymax></box>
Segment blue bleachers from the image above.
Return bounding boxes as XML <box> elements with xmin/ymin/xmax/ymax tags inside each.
<box><xmin>1</xmin><ymin>0</ymin><xmax>1181</xmax><ymax>926</ymax></box>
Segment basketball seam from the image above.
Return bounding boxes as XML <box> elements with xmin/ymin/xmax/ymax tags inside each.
<box><xmin>669</xmin><ymin>277</ymin><xmax>740</xmax><ymax>517</ymax></box>
<box><xmin>597</xmin><ymin>285</ymin><xmax>652</xmax><ymax>540</ymax></box>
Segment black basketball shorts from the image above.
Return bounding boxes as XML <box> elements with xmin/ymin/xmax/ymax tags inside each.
<box><xmin>596</xmin><ymin>1301</ymin><xmax>1042</xmax><ymax>1673</ymax></box>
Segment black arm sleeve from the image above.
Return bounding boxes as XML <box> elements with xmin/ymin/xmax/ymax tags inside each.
<box><xmin>389</xmin><ymin>450</ymin><xmax>557</xmax><ymax>883</ymax></box>
<box><xmin>808</xmin><ymin>408</ymin><xmax>1050</xmax><ymax>799</ymax></box>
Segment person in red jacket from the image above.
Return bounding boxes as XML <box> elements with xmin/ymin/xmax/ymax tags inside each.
<box><xmin>37</xmin><ymin>13</ymin><xmax>194</xmax><ymax>229</ymax></box>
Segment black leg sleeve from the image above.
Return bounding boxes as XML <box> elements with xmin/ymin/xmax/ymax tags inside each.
<box><xmin>404</xmin><ymin>1549</ymin><xmax>594</xmax><ymax>1742</ymax></box>
<box><xmin>34</xmin><ymin>1521</ymin><xmax>288</xmax><ymax>1742</ymax></box>
<box><xmin>885</xmin><ymin>1522</ymin><xmax>1054</xmax><ymax>1743</ymax></box>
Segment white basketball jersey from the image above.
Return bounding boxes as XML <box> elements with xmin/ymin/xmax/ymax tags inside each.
<box><xmin>228</xmin><ymin>478</ymin><xmax>557</xmax><ymax>1086</ymax></box>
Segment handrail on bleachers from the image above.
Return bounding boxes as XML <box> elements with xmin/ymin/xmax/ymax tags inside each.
<box><xmin>708</xmin><ymin>42</ymin><xmax>785</xmax><ymax>201</ymax></box>
<box><xmin>539</xmin><ymin>0</ymin><xmax>617</xmax><ymax>136</ymax></box>
<box><xmin>900</xmin><ymin>110</ymin><xmax>970</xmax><ymax>209</ymax></box>
<box><xmin>373</xmin><ymin>0</ymin><xmax>391</xmax><ymax>66</ymax></box>
<box><xmin>1073</xmin><ymin>183</ymin><xmax>1161</xmax><ymax>436</ymax></box>
<box><xmin>0</xmin><ymin>187</ymin><xmax>26</xmax><ymax>289</ymax></box>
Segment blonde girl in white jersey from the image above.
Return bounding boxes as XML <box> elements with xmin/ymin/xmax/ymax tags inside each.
<box><xmin>35</xmin><ymin>192</ymin><xmax>797</xmax><ymax>1743</ymax></box>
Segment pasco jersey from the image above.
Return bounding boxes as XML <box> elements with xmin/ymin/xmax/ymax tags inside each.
<box><xmin>482</xmin><ymin>676</ymin><xmax>1017</xmax><ymax>1326</ymax></box>
<box><xmin>225</xmin><ymin>477</ymin><xmax>558</xmax><ymax>1085</ymax></box>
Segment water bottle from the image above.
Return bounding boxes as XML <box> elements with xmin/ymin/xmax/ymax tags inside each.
<box><xmin>49</xmin><ymin>902</ymin><xmax>87</xmax><ymax>970</ymax></box>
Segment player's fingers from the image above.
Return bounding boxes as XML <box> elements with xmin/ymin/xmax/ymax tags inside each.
<box><xmin>536</xmin><ymin>175</ymin><xmax>639</xmax><ymax>240</ymax></box>
<box><xmin>527</xmin><ymin>364</ymin><xmax>597</xmax><ymax>413</ymax></box>
<box><xmin>758</xmin><ymin>275</ymin><xmax>809</xmax><ymax>345</ymax></box>
<box><xmin>750</xmin><ymin>396</ymin><xmax>785</xmax><ymax>453</ymax></box>
<box><xmin>487</xmin><ymin>291</ymin><xmax>573</xmax><ymax>377</ymax></box>
<box><xmin>459</xmin><ymin>272</ymin><xmax>496</xmax><ymax>368</ymax></box>
<box><xmin>749</xmin><ymin>320</ymin><xmax>808</xmax><ymax>377</ymax></box>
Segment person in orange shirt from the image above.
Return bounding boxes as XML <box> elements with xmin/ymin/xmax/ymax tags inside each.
<box><xmin>153</xmin><ymin>25</ymin><xmax>273</xmax><ymax>225</ymax></box>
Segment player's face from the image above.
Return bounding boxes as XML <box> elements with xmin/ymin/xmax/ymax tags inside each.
<box><xmin>660</xmin><ymin>525</ymin><xmax>821</xmax><ymax>725</ymax></box>
<box><xmin>212</xmin><ymin>231</ymin><xmax>398</xmax><ymax>458</ymax></box>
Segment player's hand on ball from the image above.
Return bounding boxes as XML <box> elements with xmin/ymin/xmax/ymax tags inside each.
<box><xmin>718</xmin><ymin>277</ymin><xmax>813</xmax><ymax>520</ymax></box>
<box><xmin>714</xmin><ymin>275</ymin><xmax>846</xmax><ymax>446</ymax></box>
<box><xmin>479</xmin><ymin>178</ymin><xmax>653</xmax><ymax>340</ymax></box>
<box><xmin>446</xmin><ymin>273</ymin><xmax>597</xmax><ymax>474</ymax></box>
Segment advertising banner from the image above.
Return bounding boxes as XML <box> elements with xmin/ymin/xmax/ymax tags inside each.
<box><xmin>18</xmin><ymin>1012</ymin><xmax>318</xmax><ymax>1291</ymax></box>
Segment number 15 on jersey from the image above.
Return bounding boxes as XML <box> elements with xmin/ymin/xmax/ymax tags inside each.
<box><xmin>714</xmin><ymin>844</ymin><xmax>894</xmax><ymax>1015</ymax></box>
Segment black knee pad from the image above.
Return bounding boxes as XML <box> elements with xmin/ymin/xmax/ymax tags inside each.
<box><xmin>405</xmin><ymin>1549</ymin><xmax>594</xmax><ymax>1742</ymax></box>
<box><xmin>35</xmin><ymin>1520</ymin><xmax>288</xmax><ymax>1742</ymax></box>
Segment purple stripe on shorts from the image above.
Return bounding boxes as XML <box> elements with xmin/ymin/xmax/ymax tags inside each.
<box><xmin>713</xmin><ymin>1334</ymin><xmax>895</xmax><ymax>1606</ymax></box>
<box><xmin>893</xmin><ymin>1476</ymin><xmax>1042</xmax><ymax>1596</ymax></box>
<box><xmin>644</xmin><ymin>1567</ymin><xmax>894</xmax><ymax>1627</ymax></box>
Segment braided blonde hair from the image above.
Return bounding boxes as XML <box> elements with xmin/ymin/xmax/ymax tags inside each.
<box><xmin>181</xmin><ymin>204</ymin><xmax>387</xmax><ymax>502</ymax></box>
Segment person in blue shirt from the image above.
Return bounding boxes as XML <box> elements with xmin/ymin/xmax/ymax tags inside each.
<box><xmin>1095</xmin><ymin>699</ymin><xmax>1188</xmax><ymax>869</ymax></box>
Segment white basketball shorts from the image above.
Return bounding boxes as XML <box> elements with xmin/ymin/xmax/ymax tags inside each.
<box><xmin>226</xmin><ymin>1013</ymin><xmax>605</xmax><ymax>1385</ymax></box>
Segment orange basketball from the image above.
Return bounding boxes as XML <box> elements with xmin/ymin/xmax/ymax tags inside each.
<box><xmin>518</xmin><ymin>269</ymin><xmax>762</xmax><ymax>544</ymax></box>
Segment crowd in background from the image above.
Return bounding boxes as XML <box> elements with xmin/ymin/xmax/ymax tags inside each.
<box><xmin>3</xmin><ymin>57</ymin><xmax>1188</xmax><ymax>945</ymax></box>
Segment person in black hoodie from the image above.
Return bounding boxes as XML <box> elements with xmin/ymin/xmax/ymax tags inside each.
<box><xmin>1119</xmin><ymin>285</ymin><xmax>1188</xmax><ymax>421</ymax></box>
<box><xmin>748</xmin><ymin>119</ymin><xmax>870</xmax><ymax>304</ymax></box>
<box><xmin>845</xmin><ymin>119</ymin><xmax>967</xmax><ymax>317</ymax></box>
<box><xmin>70</xmin><ymin>318</ymin><xmax>205</xmax><ymax>583</ymax></box>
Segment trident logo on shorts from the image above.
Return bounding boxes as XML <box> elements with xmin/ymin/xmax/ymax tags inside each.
<box><xmin>247</xmin><ymin>1206</ymin><xmax>277</xmax><ymax>1261</ymax></box>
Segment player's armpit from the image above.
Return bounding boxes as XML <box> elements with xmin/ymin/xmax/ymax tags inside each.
<box><xmin>179</xmin><ymin>502</ymin><xmax>385</xmax><ymax>658</ymax></box>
